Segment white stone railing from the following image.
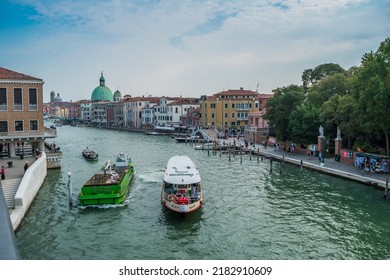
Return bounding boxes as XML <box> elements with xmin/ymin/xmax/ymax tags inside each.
<box><xmin>10</xmin><ymin>153</ymin><xmax>47</xmax><ymax>230</ymax></box>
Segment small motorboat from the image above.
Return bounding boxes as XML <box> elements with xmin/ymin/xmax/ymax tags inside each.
<box><xmin>82</xmin><ymin>147</ymin><xmax>99</xmax><ymax>161</ymax></box>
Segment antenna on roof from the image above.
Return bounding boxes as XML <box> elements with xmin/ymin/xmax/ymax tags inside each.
<box><xmin>256</xmin><ymin>83</ymin><xmax>259</xmax><ymax>92</ymax></box>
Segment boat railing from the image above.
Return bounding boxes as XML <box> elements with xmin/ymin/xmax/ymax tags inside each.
<box><xmin>163</xmin><ymin>189</ymin><xmax>201</xmax><ymax>203</ymax></box>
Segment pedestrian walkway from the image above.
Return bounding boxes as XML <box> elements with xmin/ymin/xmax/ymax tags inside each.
<box><xmin>217</xmin><ymin>137</ymin><xmax>390</xmax><ymax>190</ymax></box>
<box><xmin>0</xmin><ymin>156</ymin><xmax>35</xmax><ymax>180</ymax></box>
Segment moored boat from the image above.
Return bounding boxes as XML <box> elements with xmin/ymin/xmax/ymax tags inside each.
<box><xmin>194</xmin><ymin>142</ymin><xmax>217</xmax><ymax>150</ymax></box>
<box><xmin>82</xmin><ymin>147</ymin><xmax>98</xmax><ymax>160</ymax></box>
<box><xmin>78</xmin><ymin>153</ymin><xmax>134</xmax><ymax>206</ymax></box>
<box><xmin>161</xmin><ymin>155</ymin><xmax>203</xmax><ymax>213</ymax></box>
<box><xmin>175</xmin><ymin>135</ymin><xmax>199</xmax><ymax>143</ymax></box>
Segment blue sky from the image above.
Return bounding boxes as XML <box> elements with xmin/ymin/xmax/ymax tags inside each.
<box><xmin>1</xmin><ymin>0</ymin><xmax>389</xmax><ymax>102</ymax></box>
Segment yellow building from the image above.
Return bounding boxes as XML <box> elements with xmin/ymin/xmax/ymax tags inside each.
<box><xmin>199</xmin><ymin>87</ymin><xmax>261</xmax><ymax>135</ymax></box>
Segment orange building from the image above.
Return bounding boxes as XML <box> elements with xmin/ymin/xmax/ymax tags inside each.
<box><xmin>0</xmin><ymin>67</ymin><xmax>56</xmax><ymax>158</ymax></box>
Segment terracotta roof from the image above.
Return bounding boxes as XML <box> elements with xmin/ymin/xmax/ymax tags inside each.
<box><xmin>169</xmin><ymin>98</ymin><xmax>199</xmax><ymax>106</ymax></box>
<box><xmin>123</xmin><ymin>96</ymin><xmax>161</xmax><ymax>103</ymax></box>
<box><xmin>0</xmin><ymin>67</ymin><xmax>43</xmax><ymax>81</ymax></box>
<box><xmin>258</xmin><ymin>94</ymin><xmax>274</xmax><ymax>98</ymax></box>
<box><xmin>214</xmin><ymin>88</ymin><xmax>258</xmax><ymax>97</ymax></box>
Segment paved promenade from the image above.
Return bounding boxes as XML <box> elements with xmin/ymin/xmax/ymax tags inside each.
<box><xmin>217</xmin><ymin>137</ymin><xmax>390</xmax><ymax>190</ymax></box>
<box><xmin>0</xmin><ymin>156</ymin><xmax>35</xmax><ymax>181</ymax></box>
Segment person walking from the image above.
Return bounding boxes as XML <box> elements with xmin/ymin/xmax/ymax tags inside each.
<box><xmin>1</xmin><ymin>165</ymin><xmax>5</xmax><ymax>180</ymax></box>
<box><xmin>24</xmin><ymin>161</ymin><xmax>30</xmax><ymax>172</ymax></box>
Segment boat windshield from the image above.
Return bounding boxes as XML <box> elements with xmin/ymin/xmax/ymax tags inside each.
<box><xmin>116</xmin><ymin>154</ymin><xmax>126</xmax><ymax>162</ymax></box>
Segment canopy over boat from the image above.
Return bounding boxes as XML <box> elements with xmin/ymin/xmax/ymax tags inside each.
<box><xmin>163</xmin><ymin>155</ymin><xmax>201</xmax><ymax>185</ymax></box>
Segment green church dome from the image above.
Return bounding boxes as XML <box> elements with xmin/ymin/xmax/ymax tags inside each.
<box><xmin>113</xmin><ymin>89</ymin><xmax>122</xmax><ymax>100</ymax></box>
<box><xmin>91</xmin><ymin>72</ymin><xmax>113</xmax><ymax>101</ymax></box>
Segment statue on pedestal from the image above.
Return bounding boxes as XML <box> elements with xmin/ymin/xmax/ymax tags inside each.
<box><xmin>336</xmin><ymin>127</ymin><xmax>341</xmax><ymax>139</ymax></box>
<box><xmin>319</xmin><ymin>125</ymin><xmax>324</xmax><ymax>137</ymax></box>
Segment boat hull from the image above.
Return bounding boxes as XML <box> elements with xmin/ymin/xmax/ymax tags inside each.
<box><xmin>78</xmin><ymin>165</ymin><xmax>134</xmax><ymax>206</ymax></box>
<box><xmin>82</xmin><ymin>150</ymin><xmax>98</xmax><ymax>161</ymax></box>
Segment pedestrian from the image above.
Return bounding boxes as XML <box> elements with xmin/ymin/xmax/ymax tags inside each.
<box><xmin>24</xmin><ymin>161</ymin><xmax>30</xmax><ymax>172</ymax></box>
<box><xmin>318</xmin><ymin>151</ymin><xmax>322</xmax><ymax>163</ymax></box>
<box><xmin>1</xmin><ymin>165</ymin><xmax>5</xmax><ymax>180</ymax></box>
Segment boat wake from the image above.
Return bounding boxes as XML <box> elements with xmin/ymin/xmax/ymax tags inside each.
<box><xmin>137</xmin><ymin>170</ymin><xmax>163</xmax><ymax>184</ymax></box>
<box><xmin>78</xmin><ymin>200</ymin><xmax>130</xmax><ymax>210</ymax></box>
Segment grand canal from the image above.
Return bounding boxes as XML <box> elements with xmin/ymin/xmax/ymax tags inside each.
<box><xmin>15</xmin><ymin>125</ymin><xmax>390</xmax><ymax>260</ymax></box>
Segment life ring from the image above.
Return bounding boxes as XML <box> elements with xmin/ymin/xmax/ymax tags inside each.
<box><xmin>168</xmin><ymin>194</ymin><xmax>177</xmax><ymax>203</ymax></box>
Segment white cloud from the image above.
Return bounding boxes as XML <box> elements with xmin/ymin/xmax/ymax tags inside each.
<box><xmin>3</xmin><ymin>0</ymin><xmax>389</xmax><ymax>101</ymax></box>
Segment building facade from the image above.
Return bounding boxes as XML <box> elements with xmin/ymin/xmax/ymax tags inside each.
<box><xmin>0</xmin><ymin>67</ymin><xmax>55</xmax><ymax>158</ymax></box>
<box><xmin>245</xmin><ymin>93</ymin><xmax>273</xmax><ymax>144</ymax></box>
<box><xmin>199</xmin><ymin>87</ymin><xmax>262</xmax><ymax>135</ymax></box>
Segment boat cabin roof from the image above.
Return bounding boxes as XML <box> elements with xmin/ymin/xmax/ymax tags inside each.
<box><xmin>163</xmin><ymin>155</ymin><xmax>201</xmax><ymax>184</ymax></box>
<box><xmin>115</xmin><ymin>153</ymin><xmax>130</xmax><ymax>167</ymax></box>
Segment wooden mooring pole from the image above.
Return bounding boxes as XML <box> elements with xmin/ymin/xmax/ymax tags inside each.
<box><xmin>240</xmin><ymin>145</ymin><xmax>242</xmax><ymax>164</ymax></box>
<box><xmin>250</xmin><ymin>147</ymin><xmax>252</xmax><ymax>161</ymax></box>
<box><xmin>270</xmin><ymin>158</ymin><xmax>273</xmax><ymax>173</ymax></box>
<box><xmin>300</xmin><ymin>160</ymin><xmax>303</xmax><ymax>173</ymax></box>
<box><xmin>257</xmin><ymin>148</ymin><xmax>259</xmax><ymax>163</ymax></box>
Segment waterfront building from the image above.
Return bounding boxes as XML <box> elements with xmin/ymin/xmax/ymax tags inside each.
<box><xmin>153</xmin><ymin>97</ymin><xmax>198</xmax><ymax>129</ymax></box>
<box><xmin>141</xmin><ymin>100</ymin><xmax>158</xmax><ymax>129</ymax></box>
<box><xmin>199</xmin><ymin>87</ymin><xmax>262</xmax><ymax>135</ymax></box>
<box><xmin>91</xmin><ymin>102</ymin><xmax>109</xmax><ymax>126</ymax></box>
<box><xmin>245</xmin><ymin>93</ymin><xmax>273</xmax><ymax>144</ymax></box>
<box><xmin>123</xmin><ymin>96</ymin><xmax>160</xmax><ymax>129</ymax></box>
<box><xmin>45</xmin><ymin>91</ymin><xmax>69</xmax><ymax>117</ymax></box>
<box><xmin>152</xmin><ymin>97</ymin><xmax>177</xmax><ymax>128</ymax></box>
<box><xmin>68</xmin><ymin>100</ymin><xmax>82</xmax><ymax>120</ymax></box>
<box><xmin>113</xmin><ymin>100</ymin><xmax>124</xmax><ymax>127</ymax></box>
<box><xmin>181</xmin><ymin>107</ymin><xmax>200</xmax><ymax>129</ymax></box>
<box><xmin>0</xmin><ymin>67</ymin><xmax>56</xmax><ymax>158</ymax></box>
<box><xmin>78</xmin><ymin>100</ymin><xmax>92</xmax><ymax>123</ymax></box>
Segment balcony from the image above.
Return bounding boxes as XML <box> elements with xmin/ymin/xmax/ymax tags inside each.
<box><xmin>0</xmin><ymin>128</ymin><xmax>57</xmax><ymax>140</ymax></box>
<box><xmin>237</xmin><ymin>116</ymin><xmax>248</xmax><ymax>121</ymax></box>
<box><xmin>0</xmin><ymin>104</ymin><xmax>7</xmax><ymax>111</ymax></box>
<box><xmin>29</xmin><ymin>104</ymin><xmax>38</xmax><ymax>111</ymax></box>
<box><xmin>13</xmin><ymin>104</ymin><xmax>23</xmax><ymax>111</ymax></box>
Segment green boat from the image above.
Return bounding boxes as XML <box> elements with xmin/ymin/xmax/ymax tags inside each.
<box><xmin>78</xmin><ymin>153</ymin><xmax>134</xmax><ymax>206</ymax></box>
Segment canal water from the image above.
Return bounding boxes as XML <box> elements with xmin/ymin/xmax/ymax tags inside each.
<box><xmin>15</xmin><ymin>125</ymin><xmax>390</xmax><ymax>260</ymax></box>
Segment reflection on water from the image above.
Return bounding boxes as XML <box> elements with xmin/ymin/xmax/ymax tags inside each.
<box><xmin>15</xmin><ymin>126</ymin><xmax>390</xmax><ymax>260</ymax></box>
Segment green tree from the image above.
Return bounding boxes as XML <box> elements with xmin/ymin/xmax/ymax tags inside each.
<box><xmin>320</xmin><ymin>94</ymin><xmax>359</xmax><ymax>149</ymax></box>
<box><xmin>354</xmin><ymin>38</ymin><xmax>390</xmax><ymax>155</ymax></box>
<box><xmin>288</xmin><ymin>104</ymin><xmax>320</xmax><ymax>144</ymax></box>
<box><xmin>306</xmin><ymin>73</ymin><xmax>349</xmax><ymax>108</ymax></box>
<box><xmin>264</xmin><ymin>85</ymin><xmax>304</xmax><ymax>141</ymax></box>
<box><xmin>302</xmin><ymin>63</ymin><xmax>345</xmax><ymax>91</ymax></box>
